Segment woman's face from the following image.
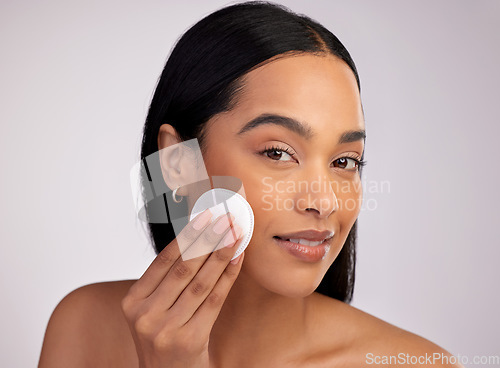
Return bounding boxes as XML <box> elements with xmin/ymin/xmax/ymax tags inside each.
<box><xmin>201</xmin><ymin>54</ymin><xmax>365</xmax><ymax>298</ymax></box>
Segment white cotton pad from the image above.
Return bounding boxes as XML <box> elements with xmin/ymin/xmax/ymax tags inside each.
<box><xmin>189</xmin><ymin>188</ymin><xmax>254</xmax><ymax>261</ymax></box>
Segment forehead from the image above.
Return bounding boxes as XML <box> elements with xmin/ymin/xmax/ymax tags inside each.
<box><xmin>232</xmin><ymin>54</ymin><xmax>364</xmax><ymax>132</ymax></box>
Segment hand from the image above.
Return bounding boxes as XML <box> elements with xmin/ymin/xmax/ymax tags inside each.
<box><xmin>121</xmin><ymin>209</ymin><xmax>244</xmax><ymax>368</ymax></box>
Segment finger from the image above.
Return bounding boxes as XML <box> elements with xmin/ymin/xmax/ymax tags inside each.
<box><xmin>180</xmin><ymin>212</ymin><xmax>235</xmax><ymax>261</ymax></box>
<box><xmin>187</xmin><ymin>251</ymin><xmax>244</xmax><ymax>334</ymax></box>
<box><xmin>145</xmin><ymin>213</ymin><xmax>237</xmax><ymax>311</ymax></box>
<box><xmin>128</xmin><ymin>209</ymin><xmax>213</xmax><ymax>299</ymax></box>
<box><xmin>166</xmin><ymin>226</ymin><xmax>243</xmax><ymax>323</ymax></box>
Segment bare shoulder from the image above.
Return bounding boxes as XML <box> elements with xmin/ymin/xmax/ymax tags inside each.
<box><xmin>308</xmin><ymin>293</ymin><xmax>464</xmax><ymax>368</ymax></box>
<box><xmin>39</xmin><ymin>280</ymin><xmax>139</xmax><ymax>368</ymax></box>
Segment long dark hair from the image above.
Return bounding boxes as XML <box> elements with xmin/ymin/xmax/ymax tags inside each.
<box><xmin>140</xmin><ymin>1</ymin><xmax>363</xmax><ymax>303</ymax></box>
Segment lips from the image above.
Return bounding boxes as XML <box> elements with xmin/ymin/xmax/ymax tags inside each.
<box><xmin>274</xmin><ymin>229</ymin><xmax>335</xmax><ymax>243</ymax></box>
<box><xmin>273</xmin><ymin>229</ymin><xmax>335</xmax><ymax>262</ymax></box>
<box><xmin>273</xmin><ymin>236</ymin><xmax>332</xmax><ymax>262</ymax></box>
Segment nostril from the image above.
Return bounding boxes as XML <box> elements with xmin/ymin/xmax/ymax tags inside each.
<box><xmin>305</xmin><ymin>208</ymin><xmax>319</xmax><ymax>213</ymax></box>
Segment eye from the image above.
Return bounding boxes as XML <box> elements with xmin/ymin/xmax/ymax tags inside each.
<box><xmin>332</xmin><ymin>156</ymin><xmax>366</xmax><ymax>171</ymax></box>
<box><xmin>260</xmin><ymin>145</ymin><xmax>296</xmax><ymax>162</ymax></box>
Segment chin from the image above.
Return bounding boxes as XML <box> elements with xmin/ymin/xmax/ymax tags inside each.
<box><xmin>262</xmin><ymin>275</ymin><xmax>322</xmax><ymax>299</ymax></box>
<box><xmin>243</xmin><ymin>243</ymin><xmax>329</xmax><ymax>299</ymax></box>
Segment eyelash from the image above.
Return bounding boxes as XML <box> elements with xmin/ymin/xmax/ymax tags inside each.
<box><xmin>259</xmin><ymin>145</ymin><xmax>367</xmax><ymax>171</ymax></box>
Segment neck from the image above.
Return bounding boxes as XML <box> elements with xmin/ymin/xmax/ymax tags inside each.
<box><xmin>208</xmin><ymin>268</ymin><xmax>315</xmax><ymax>367</ymax></box>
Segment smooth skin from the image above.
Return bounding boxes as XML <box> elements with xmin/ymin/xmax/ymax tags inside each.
<box><xmin>39</xmin><ymin>54</ymin><xmax>463</xmax><ymax>368</ymax></box>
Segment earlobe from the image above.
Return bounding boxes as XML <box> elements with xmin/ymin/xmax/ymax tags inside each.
<box><xmin>156</xmin><ymin>124</ymin><xmax>210</xmax><ymax>201</ymax></box>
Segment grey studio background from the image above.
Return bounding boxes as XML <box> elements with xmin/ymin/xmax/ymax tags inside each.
<box><xmin>1</xmin><ymin>0</ymin><xmax>499</xmax><ymax>367</ymax></box>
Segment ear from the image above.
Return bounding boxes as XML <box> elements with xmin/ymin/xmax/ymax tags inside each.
<box><xmin>157</xmin><ymin>123</ymin><xmax>192</xmax><ymax>196</ymax></box>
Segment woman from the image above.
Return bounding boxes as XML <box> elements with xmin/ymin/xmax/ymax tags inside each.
<box><xmin>39</xmin><ymin>2</ymin><xmax>463</xmax><ymax>367</ymax></box>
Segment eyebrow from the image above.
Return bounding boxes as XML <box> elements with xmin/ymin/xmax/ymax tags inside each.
<box><xmin>236</xmin><ymin>113</ymin><xmax>366</xmax><ymax>144</ymax></box>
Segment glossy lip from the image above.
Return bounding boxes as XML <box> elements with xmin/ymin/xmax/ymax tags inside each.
<box><xmin>273</xmin><ymin>236</ymin><xmax>332</xmax><ymax>263</ymax></box>
<box><xmin>275</xmin><ymin>229</ymin><xmax>335</xmax><ymax>242</ymax></box>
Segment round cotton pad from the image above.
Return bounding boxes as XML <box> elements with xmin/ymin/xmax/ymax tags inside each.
<box><xmin>189</xmin><ymin>188</ymin><xmax>254</xmax><ymax>261</ymax></box>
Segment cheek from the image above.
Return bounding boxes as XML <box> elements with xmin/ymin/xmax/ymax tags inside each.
<box><xmin>335</xmin><ymin>175</ymin><xmax>363</xmax><ymax>222</ymax></box>
<box><xmin>331</xmin><ymin>176</ymin><xmax>362</xmax><ymax>250</ymax></box>
<box><xmin>201</xmin><ymin>144</ymin><xmax>266</xmax><ymax>220</ymax></box>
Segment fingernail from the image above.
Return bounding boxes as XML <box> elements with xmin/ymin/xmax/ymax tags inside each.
<box><xmin>192</xmin><ymin>209</ymin><xmax>212</xmax><ymax>230</ymax></box>
<box><xmin>213</xmin><ymin>213</ymin><xmax>232</xmax><ymax>234</ymax></box>
<box><xmin>223</xmin><ymin>225</ymin><xmax>242</xmax><ymax>248</ymax></box>
<box><xmin>230</xmin><ymin>252</ymin><xmax>244</xmax><ymax>265</ymax></box>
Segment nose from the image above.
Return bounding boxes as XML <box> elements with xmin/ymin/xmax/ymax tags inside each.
<box><xmin>294</xmin><ymin>173</ymin><xmax>338</xmax><ymax>218</ymax></box>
